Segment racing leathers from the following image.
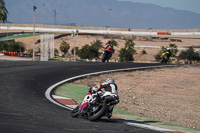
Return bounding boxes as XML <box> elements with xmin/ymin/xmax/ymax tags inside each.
<box><xmin>90</xmin><ymin>82</ymin><xmax>118</xmax><ymax>118</ymax></box>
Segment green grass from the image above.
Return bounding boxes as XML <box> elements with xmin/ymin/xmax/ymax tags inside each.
<box><xmin>54</xmin><ymin>83</ymin><xmax>200</xmax><ymax>133</ymax></box>
<box><xmin>0</xmin><ymin>33</ymin><xmax>41</xmax><ymax>40</ymax></box>
<box><xmin>0</xmin><ymin>33</ymin><xmax>62</xmax><ymax>40</ymax></box>
<box><xmin>55</xmin><ymin>83</ymin><xmax>89</xmax><ymax>104</ymax></box>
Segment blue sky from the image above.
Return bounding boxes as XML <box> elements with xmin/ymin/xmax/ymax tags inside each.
<box><xmin>118</xmin><ymin>0</ymin><xmax>200</xmax><ymax>15</ymax></box>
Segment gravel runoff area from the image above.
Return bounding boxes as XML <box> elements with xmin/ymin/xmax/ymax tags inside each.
<box><xmin>73</xmin><ymin>65</ymin><xmax>200</xmax><ymax>130</ymax></box>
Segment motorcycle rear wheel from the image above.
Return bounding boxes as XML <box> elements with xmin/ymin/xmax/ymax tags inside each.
<box><xmin>87</xmin><ymin>101</ymin><xmax>108</xmax><ymax>121</ymax></box>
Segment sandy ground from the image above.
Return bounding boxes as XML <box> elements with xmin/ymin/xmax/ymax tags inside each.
<box><xmin>73</xmin><ymin>65</ymin><xmax>200</xmax><ymax>130</ymax></box>
<box><xmin>10</xmin><ymin>33</ymin><xmax>200</xmax><ymax>62</ymax></box>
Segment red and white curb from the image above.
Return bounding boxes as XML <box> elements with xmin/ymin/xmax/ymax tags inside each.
<box><xmin>52</xmin><ymin>95</ymin><xmax>78</xmax><ymax>109</ymax></box>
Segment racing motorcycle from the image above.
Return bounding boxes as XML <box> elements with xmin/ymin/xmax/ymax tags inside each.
<box><xmin>102</xmin><ymin>46</ymin><xmax>113</xmax><ymax>62</ymax></box>
<box><xmin>71</xmin><ymin>89</ymin><xmax>119</xmax><ymax>121</ymax></box>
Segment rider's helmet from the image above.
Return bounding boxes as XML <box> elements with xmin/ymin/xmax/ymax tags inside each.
<box><xmin>105</xmin><ymin>78</ymin><xmax>115</xmax><ymax>84</ymax></box>
<box><xmin>166</xmin><ymin>48</ymin><xmax>171</xmax><ymax>51</ymax></box>
<box><xmin>107</xmin><ymin>41</ymin><xmax>111</xmax><ymax>44</ymax></box>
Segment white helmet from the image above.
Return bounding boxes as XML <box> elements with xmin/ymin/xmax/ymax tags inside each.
<box><xmin>166</xmin><ymin>48</ymin><xmax>171</xmax><ymax>51</ymax></box>
<box><xmin>105</xmin><ymin>78</ymin><xmax>115</xmax><ymax>84</ymax></box>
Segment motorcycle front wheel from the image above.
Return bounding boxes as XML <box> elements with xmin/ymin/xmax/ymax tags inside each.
<box><xmin>102</xmin><ymin>53</ymin><xmax>107</xmax><ymax>62</ymax></box>
<box><xmin>71</xmin><ymin>104</ymin><xmax>80</xmax><ymax>117</ymax></box>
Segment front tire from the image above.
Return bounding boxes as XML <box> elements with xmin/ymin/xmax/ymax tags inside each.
<box><xmin>102</xmin><ymin>53</ymin><xmax>107</xmax><ymax>62</ymax></box>
<box><xmin>71</xmin><ymin>105</ymin><xmax>80</xmax><ymax>117</ymax></box>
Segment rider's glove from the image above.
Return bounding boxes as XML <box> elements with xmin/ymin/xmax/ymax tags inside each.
<box><xmin>92</xmin><ymin>85</ymin><xmax>101</xmax><ymax>93</ymax></box>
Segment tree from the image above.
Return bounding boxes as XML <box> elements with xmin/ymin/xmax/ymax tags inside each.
<box><xmin>0</xmin><ymin>41</ymin><xmax>25</xmax><ymax>52</ymax></box>
<box><xmin>0</xmin><ymin>0</ymin><xmax>8</xmax><ymax>22</ymax></box>
<box><xmin>78</xmin><ymin>44</ymin><xmax>99</xmax><ymax>60</ymax></box>
<box><xmin>8</xmin><ymin>41</ymin><xmax>25</xmax><ymax>52</ymax></box>
<box><xmin>77</xmin><ymin>40</ymin><xmax>103</xmax><ymax>60</ymax></box>
<box><xmin>125</xmin><ymin>38</ymin><xmax>135</xmax><ymax>50</ymax></box>
<box><xmin>119</xmin><ymin>48</ymin><xmax>134</xmax><ymax>62</ymax></box>
<box><xmin>91</xmin><ymin>39</ymin><xmax>103</xmax><ymax>50</ymax></box>
<box><xmin>179</xmin><ymin>47</ymin><xmax>200</xmax><ymax>64</ymax></box>
<box><xmin>71</xmin><ymin>47</ymin><xmax>79</xmax><ymax>55</ymax></box>
<box><xmin>0</xmin><ymin>41</ymin><xmax>8</xmax><ymax>51</ymax></box>
<box><xmin>110</xmin><ymin>39</ymin><xmax>118</xmax><ymax>47</ymax></box>
<box><xmin>169</xmin><ymin>43</ymin><xmax>178</xmax><ymax>57</ymax></box>
<box><xmin>59</xmin><ymin>41</ymin><xmax>70</xmax><ymax>57</ymax></box>
<box><xmin>54</xmin><ymin>48</ymin><xmax>58</xmax><ymax>56</ymax></box>
<box><xmin>119</xmin><ymin>38</ymin><xmax>136</xmax><ymax>62</ymax></box>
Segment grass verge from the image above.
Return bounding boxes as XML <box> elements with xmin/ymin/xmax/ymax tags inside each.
<box><xmin>54</xmin><ymin>83</ymin><xmax>200</xmax><ymax>133</ymax></box>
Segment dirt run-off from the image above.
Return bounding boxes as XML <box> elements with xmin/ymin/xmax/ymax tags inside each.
<box><xmin>74</xmin><ymin>65</ymin><xmax>200</xmax><ymax>129</ymax></box>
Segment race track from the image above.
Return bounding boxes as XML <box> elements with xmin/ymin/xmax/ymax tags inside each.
<box><xmin>0</xmin><ymin>61</ymin><xmax>166</xmax><ymax>133</ymax></box>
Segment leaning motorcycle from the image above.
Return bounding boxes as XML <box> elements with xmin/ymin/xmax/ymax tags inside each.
<box><xmin>71</xmin><ymin>89</ymin><xmax>119</xmax><ymax>121</ymax></box>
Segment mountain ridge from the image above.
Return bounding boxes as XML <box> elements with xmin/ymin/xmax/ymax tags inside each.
<box><xmin>4</xmin><ymin>0</ymin><xmax>200</xmax><ymax>29</ymax></box>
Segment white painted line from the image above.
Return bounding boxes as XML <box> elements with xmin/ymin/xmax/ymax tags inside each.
<box><xmin>52</xmin><ymin>95</ymin><xmax>70</xmax><ymax>99</ymax></box>
<box><xmin>125</xmin><ymin>121</ymin><xmax>174</xmax><ymax>132</ymax></box>
<box><xmin>103</xmin><ymin>118</ymin><xmax>175</xmax><ymax>132</ymax></box>
<box><xmin>67</xmin><ymin>105</ymin><xmax>78</xmax><ymax>108</ymax></box>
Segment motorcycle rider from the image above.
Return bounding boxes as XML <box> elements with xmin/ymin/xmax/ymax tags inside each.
<box><xmin>104</xmin><ymin>41</ymin><xmax>114</xmax><ymax>62</ymax></box>
<box><xmin>166</xmin><ymin>48</ymin><xmax>171</xmax><ymax>61</ymax></box>
<box><xmin>89</xmin><ymin>78</ymin><xmax>118</xmax><ymax>118</ymax></box>
<box><xmin>161</xmin><ymin>48</ymin><xmax>171</xmax><ymax>63</ymax></box>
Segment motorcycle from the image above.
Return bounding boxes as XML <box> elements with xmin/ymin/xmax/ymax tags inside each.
<box><xmin>102</xmin><ymin>50</ymin><xmax>112</xmax><ymax>62</ymax></box>
<box><xmin>71</xmin><ymin>89</ymin><xmax>119</xmax><ymax>121</ymax></box>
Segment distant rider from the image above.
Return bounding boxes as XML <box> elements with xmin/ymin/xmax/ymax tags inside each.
<box><xmin>104</xmin><ymin>41</ymin><xmax>114</xmax><ymax>61</ymax></box>
<box><xmin>161</xmin><ymin>48</ymin><xmax>171</xmax><ymax>63</ymax></box>
<box><xmin>166</xmin><ymin>48</ymin><xmax>171</xmax><ymax>61</ymax></box>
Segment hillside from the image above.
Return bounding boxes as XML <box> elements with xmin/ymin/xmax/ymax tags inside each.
<box><xmin>5</xmin><ymin>0</ymin><xmax>200</xmax><ymax>29</ymax></box>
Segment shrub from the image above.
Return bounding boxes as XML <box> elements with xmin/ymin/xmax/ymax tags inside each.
<box><xmin>78</xmin><ymin>44</ymin><xmax>99</xmax><ymax>60</ymax></box>
<box><xmin>119</xmin><ymin>38</ymin><xmax>136</xmax><ymax>62</ymax></box>
<box><xmin>141</xmin><ymin>50</ymin><xmax>147</xmax><ymax>55</ymax></box>
<box><xmin>0</xmin><ymin>41</ymin><xmax>25</xmax><ymax>52</ymax></box>
<box><xmin>178</xmin><ymin>47</ymin><xmax>200</xmax><ymax>64</ymax></box>
<box><xmin>59</xmin><ymin>41</ymin><xmax>70</xmax><ymax>57</ymax></box>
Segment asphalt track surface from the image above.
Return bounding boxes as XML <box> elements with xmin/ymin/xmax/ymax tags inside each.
<box><xmin>0</xmin><ymin>61</ymin><xmax>168</xmax><ymax>133</ymax></box>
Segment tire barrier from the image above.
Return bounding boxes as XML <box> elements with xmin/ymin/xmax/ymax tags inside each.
<box><xmin>0</xmin><ymin>51</ymin><xmax>20</xmax><ymax>57</ymax></box>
